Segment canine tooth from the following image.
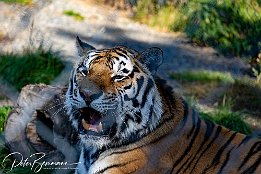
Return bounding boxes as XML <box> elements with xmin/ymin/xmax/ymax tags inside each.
<box><xmin>98</xmin><ymin>122</ymin><xmax>103</xmax><ymax>132</ymax></box>
<box><xmin>82</xmin><ymin>119</ymin><xmax>90</xmax><ymax>130</ymax></box>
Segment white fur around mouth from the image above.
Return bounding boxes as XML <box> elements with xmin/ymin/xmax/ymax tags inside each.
<box><xmin>82</xmin><ymin>119</ymin><xmax>103</xmax><ymax>133</ymax></box>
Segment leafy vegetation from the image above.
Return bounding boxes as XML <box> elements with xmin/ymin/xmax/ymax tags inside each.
<box><xmin>0</xmin><ymin>48</ymin><xmax>64</xmax><ymax>91</ymax></box>
<box><xmin>132</xmin><ymin>0</ymin><xmax>261</xmax><ymax>57</ymax></box>
<box><xmin>0</xmin><ymin>107</ymin><xmax>11</xmax><ymax>133</ymax></box>
<box><xmin>63</xmin><ymin>10</ymin><xmax>85</xmax><ymax>21</ymax></box>
<box><xmin>185</xmin><ymin>0</ymin><xmax>261</xmax><ymax>57</ymax></box>
<box><xmin>0</xmin><ymin>0</ymin><xmax>32</xmax><ymax>5</ymax></box>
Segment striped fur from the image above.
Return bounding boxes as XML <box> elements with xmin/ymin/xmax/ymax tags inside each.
<box><xmin>65</xmin><ymin>37</ymin><xmax>261</xmax><ymax>174</ymax></box>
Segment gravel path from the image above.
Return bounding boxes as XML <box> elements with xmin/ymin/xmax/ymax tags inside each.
<box><xmin>0</xmin><ymin>0</ymin><xmax>248</xmax><ymax>97</ymax></box>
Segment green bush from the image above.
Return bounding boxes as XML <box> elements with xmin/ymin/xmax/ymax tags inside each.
<box><xmin>0</xmin><ymin>48</ymin><xmax>64</xmax><ymax>91</ymax></box>
<box><xmin>185</xmin><ymin>0</ymin><xmax>261</xmax><ymax>56</ymax></box>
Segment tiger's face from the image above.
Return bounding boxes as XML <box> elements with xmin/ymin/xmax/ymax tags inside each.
<box><xmin>65</xmin><ymin>37</ymin><xmax>163</xmax><ymax>149</ymax></box>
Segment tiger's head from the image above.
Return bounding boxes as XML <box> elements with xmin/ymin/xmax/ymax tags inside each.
<box><xmin>65</xmin><ymin>36</ymin><xmax>163</xmax><ymax>149</ymax></box>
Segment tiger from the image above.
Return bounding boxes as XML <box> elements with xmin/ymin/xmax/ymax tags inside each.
<box><xmin>65</xmin><ymin>36</ymin><xmax>261</xmax><ymax>174</ymax></box>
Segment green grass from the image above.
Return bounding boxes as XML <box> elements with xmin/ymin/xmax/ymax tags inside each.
<box><xmin>187</xmin><ymin>95</ymin><xmax>253</xmax><ymax>135</ymax></box>
<box><xmin>225</xmin><ymin>78</ymin><xmax>261</xmax><ymax>115</ymax></box>
<box><xmin>200</xmin><ymin>108</ymin><xmax>252</xmax><ymax>135</ymax></box>
<box><xmin>170</xmin><ymin>70</ymin><xmax>234</xmax><ymax>83</ymax></box>
<box><xmin>0</xmin><ymin>95</ymin><xmax>7</xmax><ymax>101</ymax></box>
<box><xmin>0</xmin><ymin>107</ymin><xmax>11</xmax><ymax>133</ymax></box>
<box><xmin>0</xmin><ymin>0</ymin><xmax>32</xmax><ymax>5</ymax></box>
<box><xmin>200</xmin><ymin>95</ymin><xmax>252</xmax><ymax>135</ymax></box>
<box><xmin>63</xmin><ymin>10</ymin><xmax>85</xmax><ymax>21</ymax></box>
<box><xmin>0</xmin><ymin>48</ymin><xmax>64</xmax><ymax>91</ymax></box>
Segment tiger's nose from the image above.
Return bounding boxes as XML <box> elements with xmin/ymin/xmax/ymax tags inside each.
<box><xmin>79</xmin><ymin>90</ymin><xmax>92</xmax><ymax>105</ymax></box>
<box><xmin>79</xmin><ymin>89</ymin><xmax>102</xmax><ymax>106</ymax></box>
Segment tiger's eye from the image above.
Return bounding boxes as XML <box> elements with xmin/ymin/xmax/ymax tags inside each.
<box><xmin>79</xmin><ymin>67</ymin><xmax>88</xmax><ymax>76</ymax></box>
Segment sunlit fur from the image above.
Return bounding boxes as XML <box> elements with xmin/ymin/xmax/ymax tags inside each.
<box><xmin>65</xmin><ymin>44</ymin><xmax>261</xmax><ymax>174</ymax></box>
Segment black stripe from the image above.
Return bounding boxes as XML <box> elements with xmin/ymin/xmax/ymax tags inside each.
<box><xmin>146</xmin><ymin>104</ymin><xmax>154</xmax><ymax>126</ymax></box>
<box><xmin>140</xmin><ymin>78</ymin><xmax>154</xmax><ymax>108</ymax></box>
<box><xmin>119</xmin><ymin>48</ymin><xmax>128</xmax><ymax>55</ymax></box>
<box><xmin>181</xmin><ymin>119</ymin><xmax>214</xmax><ymax>173</ymax></box>
<box><xmin>122</xmin><ymin>68</ymin><xmax>129</xmax><ymax>73</ymax></box>
<box><xmin>202</xmin><ymin>132</ymin><xmax>237</xmax><ymax>174</ymax></box>
<box><xmin>124</xmin><ymin>94</ymin><xmax>131</xmax><ymax>101</ymax></box>
<box><xmin>124</xmin><ymin>83</ymin><xmax>132</xmax><ymax>90</ymax></box>
<box><xmin>133</xmin><ymin>66</ymin><xmax>140</xmax><ymax>73</ymax></box>
<box><xmin>108</xmin><ymin>123</ymin><xmax>118</xmax><ymax>138</ymax></box>
<box><xmin>217</xmin><ymin>148</ymin><xmax>234</xmax><ymax>174</ymax></box>
<box><xmin>239</xmin><ymin>141</ymin><xmax>261</xmax><ymax>170</ymax></box>
<box><xmin>114</xmin><ymin>50</ymin><xmax>128</xmax><ymax>60</ymax></box>
<box><xmin>132</xmin><ymin>99</ymin><xmax>139</xmax><ymax>107</ymax></box>
<box><xmin>242</xmin><ymin>154</ymin><xmax>261</xmax><ymax>174</ymax></box>
<box><xmin>134</xmin><ymin>76</ymin><xmax>144</xmax><ymax>99</ymax></box>
<box><xmin>212</xmin><ymin>132</ymin><xmax>237</xmax><ymax>166</ymax></box>
<box><xmin>190</xmin><ymin>125</ymin><xmax>222</xmax><ymax>171</ymax></box>
<box><xmin>179</xmin><ymin>100</ymin><xmax>189</xmax><ymax>129</ymax></box>
<box><xmin>237</xmin><ymin>135</ymin><xmax>252</xmax><ymax>148</ymax></box>
<box><xmin>171</xmin><ymin>118</ymin><xmax>201</xmax><ymax>173</ymax></box>
<box><xmin>187</xmin><ymin>109</ymin><xmax>196</xmax><ymax>138</ymax></box>
<box><xmin>120</xmin><ymin>61</ymin><xmax>126</xmax><ymax>66</ymax></box>
<box><xmin>69</xmin><ymin>78</ymin><xmax>74</xmax><ymax>95</ymax></box>
<box><xmin>134</xmin><ymin>111</ymin><xmax>142</xmax><ymax>124</ymax></box>
<box><xmin>83</xmin><ymin>150</ymin><xmax>91</xmax><ymax>170</ymax></box>
<box><xmin>128</xmin><ymin>70</ymin><xmax>135</xmax><ymax>78</ymax></box>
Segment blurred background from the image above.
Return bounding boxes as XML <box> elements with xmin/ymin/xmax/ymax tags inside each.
<box><xmin>0</xmin><ymin>0</ymin><xmax>261</xmax><ymax>173</ymax></box>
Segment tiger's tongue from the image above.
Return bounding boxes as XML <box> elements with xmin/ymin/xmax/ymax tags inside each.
<box><xmin>82</xmin><ymin>119</ymin><xmax>103</xmax><ymax>133</ymax></box>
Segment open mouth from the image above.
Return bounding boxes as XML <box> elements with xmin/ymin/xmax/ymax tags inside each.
<box><xmin>79</xmin><ymin>107</ymin><xmax>104</xmax><ymax>135</ymax></box>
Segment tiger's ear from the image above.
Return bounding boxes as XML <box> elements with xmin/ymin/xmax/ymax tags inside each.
<box><xmin>76</xmin><ymin>36</ymin><xmax>95</xmax><ymax>57</ymax></box>
<box><xmin>139</xmin><ymin>47</ymin><xmax>163</xmax><ymax>74</ymax></box>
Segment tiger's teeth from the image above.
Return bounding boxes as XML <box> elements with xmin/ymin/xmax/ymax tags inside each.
<box><xmin>82</xmin><ymin>119</ymin><xmax>90</xmax><ymax>130</ymax></box>
<box><xmin>98</xmin><ymin>122</ymin><xmax>103</xmax><ymax>132</ymax></box>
